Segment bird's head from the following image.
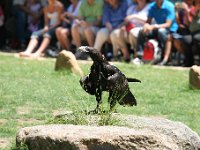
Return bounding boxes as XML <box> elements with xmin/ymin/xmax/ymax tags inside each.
<box><xmin>78</xmin><ymin>46</ymin><xmax>106</xmax><ymax>63</ymax></box>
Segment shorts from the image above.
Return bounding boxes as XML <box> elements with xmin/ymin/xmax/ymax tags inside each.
<box><xmin>31</xmin><ymin>27</ymin><xmax>57</xmax><ymax>39</ymax></box>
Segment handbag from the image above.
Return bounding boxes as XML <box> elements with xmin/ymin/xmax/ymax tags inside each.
<box><xmin>125</xmin><ymin>22</ymin><xmax>135</xmax><ymax>33</ymax></box>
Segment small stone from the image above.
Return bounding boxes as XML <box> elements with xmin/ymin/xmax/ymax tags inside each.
<box><xmin>55</xmin><ymin>50</ymin><xmax>83</xmax><ymax>77</ymax></box>
<box><xmin>189</xmin><ymin>65</ymin><xmax>200</xmax><ymax>89</ymax></box>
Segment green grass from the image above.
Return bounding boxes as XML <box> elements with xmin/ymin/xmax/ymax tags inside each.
<box><xmin>0</xmin><ymin>53</ymin><xmax>200</xmax><ymax>149</ymax></box>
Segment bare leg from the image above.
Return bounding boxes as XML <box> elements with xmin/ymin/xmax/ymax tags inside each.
<box><xmin>128</xmin><ymin>33</ymin><xmax>137</xmax><ymax>57</ymax></box>
<box><xmin>32</xmin><ymin>37</ymin><xmax>51</xmax><ymax>57</ymax></box>
<box><xmin>19</xmin><ymin>38</ymin><xmax>38</xmax><ymax>57</ymax></box>
<box><xmin>121</xmin><ymin>47</ymin><xmax>130</xmax><ymax>61</ymax></box>
<box><xmin>163</xmin><ymin>35</ymin><xmax>172</xmax><ymax>62</ymax></box>
<box><xmin>56</xmin><ymin>27</ymin><xmax>70</xmax><ymax>50</ymax></box>
<box><xmin>84</xmin><ymin>27</ymin><xmax>95</xmax><ymax>47</ymax></box>
<box><xmin>55</xmin><ymin>27</ymin><xmax>62</xmax><ymax>48</ymax></box>
<box><xmin>60</xmin><ymin>29</ymin><xmax>70</xmax><ymax>50</ymax></box>
<box><xmin>71</xmin><ymin>24</ymin><xmax>81</xmax><ymax>47</ymax></box>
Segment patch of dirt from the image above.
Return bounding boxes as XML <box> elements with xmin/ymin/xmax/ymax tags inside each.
<box><xmin>153</xmin><ymin>65</ymin><xmax>190</xmax><ymax>71</ymax></box>
<box><xmin>16</xmin><ymin>106</ymin><xmax>31</xmax><ymax>115</ymax></box>
<box><xmin>53</xmin><ymin>110</ymin><xmax>73</xmax><ymax>117</ymax></box>
<box><xmin>0</xmin><ymin>138</ymin><xmax>10</xmax><ymax>149</ymax></box>
<box><xmin>0</xmin><ymin>119</ymin><xmax>7</xmax><ymax>125</ymax></box>
<box><xmin>16</xmin><ymin>118</ymin><xmax>43</xmax><ymax>125</ymax></box>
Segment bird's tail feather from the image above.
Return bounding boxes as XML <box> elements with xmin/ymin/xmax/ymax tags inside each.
<box><xmin>127</xmin><ymin>78</ymin><xmax>141</xmax><ymax>83</ymax></box>
<box><xmin>119</xmin><ymin>90</ymin><xmax>137</xmax><ymax>106</ymax></box>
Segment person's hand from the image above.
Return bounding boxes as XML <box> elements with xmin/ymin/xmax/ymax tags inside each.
<box><xmin>124</xmin><ymin>15</ymin><xmax>132</xmax><ymax>23</ymax></box>
<box><xmin>80</xmin><ymin>20</ymin><xmax>89</xmax><ymax>28</ymax></box>
<box><xmin>74</xmin><ymin>19</ymin><xmax>80</xmax><ymax>25</ymax></box>
<box><xmin>175</xmin><ymin>2</ymin><xmax>182</xmax><ymax>10</ymax></box>
<box><xmin>42</xmin><ymin>26</ymin><xmax>49</xmax><ymax>34</ymax></box>
<box><xmin>143</xmin><ymin>23</ymin><xmax>154</xmax><ymax>34</ymax></box>
<box><xmin>105</xmin><ymin>22</ymin><xmax>112</xmax><ymax>33</ymax></box>
<box><xmin>120</xmin><ymin>26</ymin><xmax>126</xmax><ymax>32</ymax></box>
<box><xmin>66</xmin><ymin>12</ymin><xmax>73</xmax><ymax>19</ymax></box>
<box><xmin>178</xmin><ymin>24</ymin><xmax>185</xmax><ymax>29</ymax></box>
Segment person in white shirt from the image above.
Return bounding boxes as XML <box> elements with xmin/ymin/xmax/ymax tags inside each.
<box><xmin>19</xmin><ymin>0</ymin><xmax>64</xmax><ymax>58</ymax></box>
<box><xmin>110</xmin><ymin>0</ymin><xmax>150</xmax><ymax>60</ymax></box>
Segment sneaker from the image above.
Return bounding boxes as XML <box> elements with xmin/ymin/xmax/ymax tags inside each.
<box><xmin>158</xmin><ymin>60</ymin><xmax>168</xmax><ymax>66</ymax></box>
<box><xmin>132</xmin><ymin>57</ymin><xmax>142</xmax><ymax>65</ymax></box>
<box><xmin>137</xmin><ymin>51</ymin><xmax>144</xmax><ymax>57</ymax></box>
<box><xmin>46</xmin><ymin>49</ymin><xmax>59</xmax><ymax>58</ymax></box>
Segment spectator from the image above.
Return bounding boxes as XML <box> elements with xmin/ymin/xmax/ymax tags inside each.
<box><xmin>111</xmin><ymin>0</ymin><xmax>149</xmax><ymax>62</ymax></box>
<box><xmin>136</xmin><ymin>0</ymin><xmax>178</xmax><ymax>65</ymax></box>
<box><xmin>94</xmin><ymin>0</ymin><xmax>128</xmax><ymax>61</ymax></box>
<box><xmin>172</xmin><ymin>0</ymin><xmax>195</xmax><ymax>57</ymax></box>
<box><xmin>26</xmin><ymin>0</ymin><xmax>42</xmax><ymax>33</ymax></box>
<box><xmin>19</xmin><ymin>0</ymin><xmax>64</xmax><ymax>58</ymax></box>
<box><xmin>175</xmin><ymin>0</ymin><xmax>200</xmax><ymax>66</ymax></box>
<box><xmin>71</xmin><ymin>0</ymin><xmax>103</xmax><ymax>59</ymax></box>
<box><xmin>175</xmin><ymin>0</ymin><xmax>195</xmax><ymax>34</ymax></box>
<box><xmin>12</xmin><ymin>0</ymin><xmax>27</xmax><ymax>49</ymax></box>
<box><xmin>56</xmin><ymin>0</ymin><xmax>82</xmax><ymax>51</ymax></box>
<box><xmin>12</xmin><ymin>0</ymin><xmax>43</xmax><ymax>49</ymax></box>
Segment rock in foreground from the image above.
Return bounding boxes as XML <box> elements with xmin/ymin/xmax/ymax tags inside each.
<box><xmin>16</xmin><ymin>115</ymin><xmax>200</xmax><ymax>150</ymax></box>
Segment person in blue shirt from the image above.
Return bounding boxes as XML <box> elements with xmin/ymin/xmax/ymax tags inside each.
<box><xmin>137</xmin><ymin>0</ymin><xmax>178</xmax><ymax>65</ymax></box>
<box><xmin>94</xmin><ymin>0</ymin><xmax>129</xmax><ymax>61</ymax></box>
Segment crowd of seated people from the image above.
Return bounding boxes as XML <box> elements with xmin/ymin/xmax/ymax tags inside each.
<box><xmin>0</xmin><ymin>0</ymin><xmax>199</xmax><ymax>67</ymax></box>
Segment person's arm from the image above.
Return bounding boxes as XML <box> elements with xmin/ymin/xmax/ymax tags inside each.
<box><xmin>93</xmin><ymin>15</ymin><xmax>102</xmax><ymax>27</ymax></box>
<box><xmin>80</xmin><ymin>2</ymin><xmax>103</xmax><ymax>28</ymax></box>
<box><xmin>125</xmin><ymin>5</ymin><xmax>149</xmax><ymax>24</ymax></box>
<box><xmin>66</xmin><ymin>1</ymin><xmax>82</xmax><ymax>21</ymax></box>
<box><xmin>61</xmin><ymin>12</ymin><xmax>71</xmax><ymax>24</ymax></box>
<box><xmin>143</xmin><ymin>18</ymin><xmax>154</xmax><ymax>33</ymax></box>
<box><xmin>42</xmin><ymin>7</ymin><xmax>49</xmax><ymax>33</ymax></box>
<box><xmin>49</xmin><ymin>2</ymin><xmax>64</xmax><ymax>30</ymax></box>
<box><xmin>153</xmin><ymin>3</ymin><xmax>175</xmax><ymax>30</ymax></box>
<box><xmin>102</xmin><ymin>2</ymin><xmax>110</xmax><ymax>27</ymax></box>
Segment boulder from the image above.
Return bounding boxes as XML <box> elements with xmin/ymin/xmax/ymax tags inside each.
<box><xmin>189</xmin><ymin>65</ymin><xmax>200</xmax><ymax>89</ymax></box>
<box><xmin>16</xmin><ymin>115</ymin><xmax>200</xmax><ymax>150</ymax></box>
<box><xmin>55</xmin><ymin>50</ymin><xmax>83</xmax><ymax>77</ymax></box>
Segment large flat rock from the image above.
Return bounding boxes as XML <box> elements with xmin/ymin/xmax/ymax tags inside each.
<box><xmin>16</xmin><ymin>115</ymin><xmax>200</xmax><ymax>150</ymax></box>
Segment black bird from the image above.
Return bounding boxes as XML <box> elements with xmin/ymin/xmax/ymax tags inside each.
<box><xmin>78</xmin><ymin>46</ymin><xmax>141</xmax><ymax>113</ymax></box>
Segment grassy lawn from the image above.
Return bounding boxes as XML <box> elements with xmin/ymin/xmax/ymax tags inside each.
<box><xmin>0</xmin><ymin>53</ymin><xmax>200</xmax><ymax>149</ymax></box>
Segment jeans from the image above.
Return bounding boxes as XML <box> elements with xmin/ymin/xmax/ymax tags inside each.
<box><xmin>94</xmin><ymin>28</ymin><xmax>110</xmax><ymax>51</ymax></box>
<box><xmin>181</xmin><ymin>31</ymin><xmax>200</xmax><ymax>66</ymax></box>
<box><xmin>12</xmin><ymin>5</ymin><xmax>27</xmax><ymax>43</ymax></box>
<box><xmin>137</xmin><ymin>28</ymin><xmax>170</xmax><ymax>52</ymax></box>
<box><xmin>31</xmin><ymin>27</ymin><xmax>57</xmax><ymax>39</ymax></box>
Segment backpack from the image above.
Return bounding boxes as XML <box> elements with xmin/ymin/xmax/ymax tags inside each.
<box><xmin>143</xmin><ymin>39</ymin><xmax>161</xmax><ymax>63</ymax></box>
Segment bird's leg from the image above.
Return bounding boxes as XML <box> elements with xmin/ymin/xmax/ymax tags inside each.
<box><xmin>88</xmin><ymin>88</ymin><xmax>103</xmax><ymax>114</ymax></box>
<box><xmin>108</xmin><ymin>86</ymin><xmax>119</xmax><ymax>112</ymax></box>
<box><xmin>109</xmin><ymin>99</ymin><xmax>117</xmax><ymax>112</ymax></box>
